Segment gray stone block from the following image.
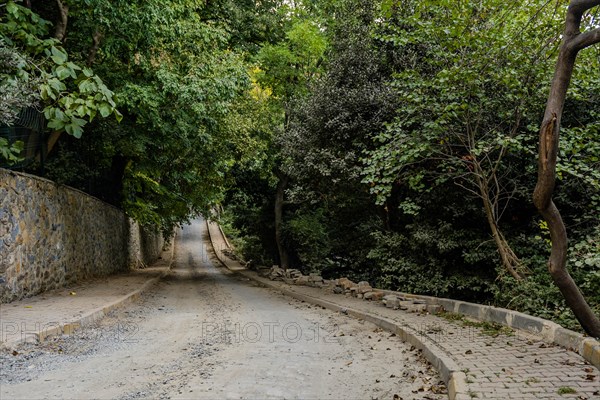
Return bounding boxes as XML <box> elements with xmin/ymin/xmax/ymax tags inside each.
<box><xmin>457</xmin><ymin>302</ymin><xmax>483</xmax><ymax>319</ymax></box>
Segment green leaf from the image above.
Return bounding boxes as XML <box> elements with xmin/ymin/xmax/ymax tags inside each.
<box><xmin>65</xmin><ymin>61</ymin><xmax>81</xmax><ymax>71</ymax></box>
<box><xmin>55</xmin><ymin>65</ymin><xmax>73</xmax><ymax>80</ymax></box>
<box><xmin>50</xmin><ymin>46</ymin><xmax>67</xmax><ymax>65</ymax></box>
<box><xmin>82</xmin><ymin>67</ymin><xmax>94</xmax><ymax>78</ymax></box>
<box><xmin>47</xmin><ymin>118</ymin><xmax>65</xmax><ymax>130</ymax></box>
<box><xmin>48</xmin><ymin>78</ymin><xmax>66</xmax><ymax>93</ymax></box>
<box><xmin>98</xmin><ymin>103</ymin><xmax>112</xmax><ymax>118</ymax></box>
<box><xmin>114</xmin><ymin>109</ymin><xmax>123</xmax><ymax>123</ymax></box>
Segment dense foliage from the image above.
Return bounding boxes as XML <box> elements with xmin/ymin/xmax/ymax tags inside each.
<box><xmin>1</xmin><ymin>0</ymin><xmax>598</xmax><ymax>331</ymax></box>
<box><xmin>222</xmin><ymin>0</ymin><xmax>600</xmax><ymax>331</ymax></box>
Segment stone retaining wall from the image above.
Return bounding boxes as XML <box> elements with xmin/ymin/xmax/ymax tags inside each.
<box><xmin>0</xmin><ymin>169</ymin><xmax>164</xmax><ymax>303</ymax></box>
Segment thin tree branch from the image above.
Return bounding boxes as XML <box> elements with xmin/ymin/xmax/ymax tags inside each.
<box><xmin>571</xmin><ymin>27</ymin><xmax>600</xmax><ymax>50</ymax></box>
<box><xmin>87</xmin><ymin>29</ymin><xmax>104</xmax><ymax>66</ymax></box>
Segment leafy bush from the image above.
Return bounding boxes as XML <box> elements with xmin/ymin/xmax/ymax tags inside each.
<box><xmin>284</xmin><ymin>208</ymin><xmax>331</xmax><ymax>272</ymax></box>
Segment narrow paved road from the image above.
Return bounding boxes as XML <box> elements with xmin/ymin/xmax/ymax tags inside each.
<box><xmin>1</xmin><ymin>220</ymin><xmax>443</xmax><ymax>400</ymax></box>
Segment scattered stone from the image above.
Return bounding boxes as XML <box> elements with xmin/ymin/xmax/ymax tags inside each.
<box><xmin>383</xmin><ymin>295</ymin><xmax>399</xmax><ymax>309</ymax></box>
<box><xmin>333</xmin><ymin>286</ymin><xmax>344</xmax><ymax>294</ymax></box>
<box><xmin>268</xmin><ymin>266</ymin><xmax>285</xmax><ymax>280</ymax></box>
<box><xmin>358</xmin><ymin>281</ymin><xmax>373</xmax><ymax>294</ymax></box>
<box><xmin>370</xmin><ymin>292</ymin><xmax>385</xmax><ymax>302</ymax></box>
<box><xmin>286</xmin><ymin>269</ymin><xmax>303</xmax><ymax>279</ymax></box>
<box><xmin>268</xmin><ymin>267</ymin><xmax>303</xmax><ymax>281</ymax></box>
<box><xmin>364</xmin><ymin>292</ymin><xmax>374</xmax><ymax>300</ymax></box>
<box><xmin>338</xmin><ymin>277</ymin><xmax>356</xmax><ymax>290</ymax></box>
<box><xmin>295</xmin><ymin>276</ymin><xmax>311</xmax><ymax>286</ymax></box>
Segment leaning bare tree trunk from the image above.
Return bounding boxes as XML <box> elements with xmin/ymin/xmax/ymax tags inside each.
<box><xmin>533</xmin><ymin>0</ymin><xmax>600</xmax><ymax>337</ymax></box>
<box><xmin>274</xmin><ymin>173</ymin><xmax>290</xmax><ymax>270</ymax></box>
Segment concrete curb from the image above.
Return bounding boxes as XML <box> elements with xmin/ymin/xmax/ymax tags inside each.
<box><xmin>206</xmin><ymin>220</ymin><xmax>471</xmax><ymax>399</ymax></box>
<box><xmin>376</xmin><ymin>289</ymin><xmax>600</xmax><ymax>370</ymax></box>
<box><xmin>1</xmin><ymin>234</ymin><xmax>176</xmax><ymax>348</ymax></box>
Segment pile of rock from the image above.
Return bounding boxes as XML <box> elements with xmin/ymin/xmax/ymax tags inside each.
<box><xmin>294</xmin><ymin>273</ymin><xmax>326</xmax><ymax>288</ymax></box>
<box><xmin>330</xmin><ymin>278</ymin><xmax>384</xmax><ymax>301</ymax></box>
<box><xmin>328</xmin><ymin>277</ymin><xmax>438</xmax><ymax>313</ymax></box>
<box><xmin>268</xmin><ymin>266</ymin><xmax>301</xmax><ymax>282</ymax></box>
<box><xmin>264</xmin><ymin>269</ymin><xmax>438</xmax><ymax>313</ymax></box>
<box><xmin>267</xmin><ymin>267</ymin><xmax>326</xmax><ymax>287</ymax></box>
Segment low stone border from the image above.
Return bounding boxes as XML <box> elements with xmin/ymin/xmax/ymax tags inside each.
<box><xmin>376</xmin><ymin>289</ymin><xmax>600</xmax><ymax>370</ymax></box>
<box><xmin>1</xmin><ymin>236</ymin><xmax>176</xmax><ymax>348</ymax></box>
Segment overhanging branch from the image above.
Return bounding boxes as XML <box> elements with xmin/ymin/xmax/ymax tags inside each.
<box><xmin>571</xmin><ymin>27</ymin><xmax>600</xmax><ymax>50</ymax></box>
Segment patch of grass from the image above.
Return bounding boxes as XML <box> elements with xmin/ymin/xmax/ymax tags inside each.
<box><xmin>437</xmin><ymin>311</ymin><xmax>514</xmax><ymax>337</ymax></box>
<box><xmin>525</xmin><ymin>377</ymin><xmax>540</xmax><ymax>385</ymax></box>
<box><xmin>441</xmin><ymin>311</ymin><xmax>465</xmax><ymax>322</ymax></box>
<box><xmin>557</xmin><ymin>386</ymin><xmax>577</xmax><ymax>395</ymax></box>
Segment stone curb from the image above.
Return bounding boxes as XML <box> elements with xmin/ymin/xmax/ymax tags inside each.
<box><xmin>1</xmin><ymin>235</ymin><xmax>176</xmax><ymax>348</ymax></box>
<box><xmin>206</xmin><ymin>221</ymin><xmax>471</xmax><ymax>400</ymax></box>
<box><xmin>376</xmin><ymin>289</ymin><xmax>600</xmax><ymax>370</ymax></box>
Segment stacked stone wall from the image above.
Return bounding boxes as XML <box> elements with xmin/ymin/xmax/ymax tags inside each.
<box><xmin>0</xmin><ymin>169</ymin><xmax>163</xmax><ymax>303</ymax></box>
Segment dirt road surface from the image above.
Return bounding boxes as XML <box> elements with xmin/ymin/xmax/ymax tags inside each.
<box><xmin>0</xmin><ymin>220</ymin><xmax>444</xmax><ymax>400</ymax></box>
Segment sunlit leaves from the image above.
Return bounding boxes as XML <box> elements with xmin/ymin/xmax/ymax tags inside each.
<box><xmin>0</xmin><ymin>1</ymin><xmax>121</xmax><ymax>142</ymax></box>
<box><xmin>363</xmin><ymin>0</ymin><xmax>560</xmax><ymax>206</ymax></box>
<box><xmin>256</xmin><ymin>20</ymin><xmax>327</xmax><ymax>99</ymax></box>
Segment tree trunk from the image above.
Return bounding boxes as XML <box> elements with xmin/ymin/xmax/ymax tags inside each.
<box><xmin>274</xmin><ymin>173</ymin><xmax>290</xmax><ymax>269</ymax></box>
<box><xmin>472</xmin><ymin>158</ymin><xmax>525</xmax><ymax>280</ymax></box>
<box><xmin>46</xmin><ymin>131</ymin><xmax>62</xmax><ymax>155</ymax></box>
<box><xmin>483</xmin><ymin>197</ymin><xmax>524</xmax><ymax>281</ymax></box>
<box><xmin>87</xmin><ymin>30</ymin><xmax>104</xmax><ymax>66</ymax></box>
<box><xmin>54</xmin><ymin>0</ymin><xmax>69</xmax><ymax>42</ymax></box>
<box><xmin>533</xmin><ymin>0</ymin><xmax>600</xmax><ymax>338</ymax></box>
